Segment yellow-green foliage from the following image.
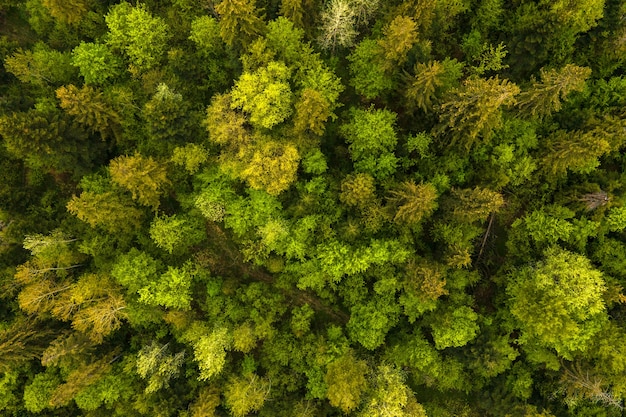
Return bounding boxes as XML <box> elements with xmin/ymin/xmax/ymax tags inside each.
<box><xmin>241</xmin><ymin>141</ymin><xmax>300</xmax><ymax>195</ymax></box>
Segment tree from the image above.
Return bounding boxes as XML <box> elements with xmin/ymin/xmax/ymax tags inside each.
<box><xmin>378</xmin><ymin>16</ymin><xmax>418</xmax><ymax>69</ymax></box>
<box><xmin>4</xmin><ymin>43</ymin><xmax>76</xmax><ymax>86</ymax></box>
<box><xmin>357</xmin><ymin>364</ymin><xmax>427</xmax><ymax>417</ymax></box>
<box><xmin>387</xmin><ymin>181</ymin><xmax>438</xmax><ymax>225</ymax></box>
<box><xmin>171</xmin><ymin>143</ymin><xmax>209</xmax><ymax>174</ymax></box>
<box><xmin>230</xmin><ymin>61</ymin><xmax>293</xmax><ymax>130</ymax></box>
<box><xmin>215</xmin><ymin>0</ymin><xmax>265</xmax><ymax>47</ymax></box>
<box><xmin>136</xmin><ymin>342</ymin><xmax>185</xmax><ymax>393</ymax></box>
<box><xmin>0</xmin><ymin>107</ymin><xmax>94</xmax><ymax>174</ymax></box>
<box><xmin>340</xmin><ymin>173</ymin><xmax>376</xmax><ymax>209</ymax></box>
<box><xmin>137</xmin><ymin>264</ymin><xmax>195</xmax><ymax>309</ymax></box>
<box><xmin>224</xmin><ymin>373</ymin><xmax>271</xmax><ymax>417</ymax></box>
<box><xmin>41</xmin><ymin>0</ymin><xmax>90</xmax><ymax>24</ymax></box>
<box><xmin>56</xmin><ymin>84</ymin><xmax>120</xmax><ymax>138</ymax></box>
<box><xmin>325</xmin><ymin>351</ymin><xmax>369</xmax><ymax>413</ymax></box>
<box><xmin>341</xmin><ymin>108</ymin><xmax>399</xmax><ymax>180</ymax></box>
<box><xmin>507</xmin><ymin>247</ymin><xmax>607</xmax><ymax>357</ymax></box>
<box><xmin>450</xmin><ymin>187</ymin><xmax>504</xmax><ymax>223</ymax></box>
<box><xmin>428</xmin><ymin>305</ymin><xmax>480</xmax><ymax>350</ymax></box>
<box><xmin>347</xmin><ymin>39</ymin><xmax>392</xmax><ymax>99</ymax></box>
<box><xmin>184</xmin><ymin>324</ymin><xmax>232</xmax><ymax>381</ymax></box>
<box><xmin>109</xmin><ymin>153</ymin><xmax>169</xmax><ymax>209</ymax></box>
<box><xmin>71</xmin><ymin>42</ymin><xmax>124</xmax><ymax>85</ymax></box>
<box><xmin>67</xmin><ymin>190</ymin><xmax>144</xmax><ymax>233</ymax></box>
<box><xmin>23</xmin><ymin>371</ymin><xmax>60</xmax><ymax>413</ymax></box>
<box><xmin>293</xmin><ymin>88</ymin><xmax>332</xmax><ymax>136</ymax></box>
<box><xmin>280</xmin><ymin>0</ymin><xmax>305</xmax><ymax>28</ymax></box>
<box><xmin>517</xmin><ymin>64</ymin><xmax>591</xmax><ymax>119</ymax></box>
<box><xmin>205</xmin><ymin>93</ymin><xmax>251</xmax><ymax>149</ymax></box>
<box><xmin>240</xmin><ymin>141</ymin><xmax>300</xmax><ymax>195</ymax></box>
<box><xmin>436</xmin><ymin>77</ymin><xmax>520</xmax><ymax>150</ymax></box>
<box><xmin>399</xmin><ymin>259</ymin><xmax>448</xmax><ymax>322</ymax></box>
<box><xmin>541</xmin><ymin>129</ymin><xmax>611</xmax><ymax>177</ymax></box>
<box><xmin>318</xmin><ymin>0</ymin><xmax>358</xmax><ymax>50</ymax></box>
<box><xmin>0</xmin><ymin>320</ymin><xmax>53</xmax><ymax>373</ymax></box>
<box><xmin>189</xmin><ymin>386</ymin><xmax>221</xmax><ymax>417</ymax></box>
<box><xmin>149</xmin><ymin>214</ymin><xmax>205</xmax><ymax>254</ymax></box>
<box><xmin>49</xmin><ymin>356</ymin><xmax>112</xmax><ymax>407</ymax></box>
<box><xmin>405</xmin><ymin>59</ymin><xmax>463</xmax><ymax>112</ymax></box>
<box><xmin>105</xmin><ymin>2</ymin><xmax>171</xmax><ymax>72</ymax></box>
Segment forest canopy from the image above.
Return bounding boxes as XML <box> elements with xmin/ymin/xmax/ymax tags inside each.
<box><xmin>2</xmin><ymin>0</ymin><xmax>626</xmax><ymax>416</ymax></box>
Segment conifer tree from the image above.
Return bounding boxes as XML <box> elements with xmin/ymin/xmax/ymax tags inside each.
<box><xmin>517</xmin><ymin>64</ymin><xmax>591</xmax><ymax>119</ymax></box>
<box><xmin>215</xmin><ymin>0</ymin><xmax>265</xmax><ymax>48</ymax></box>
<box><xmin>378</xmin><ymin>16</ymin><xmax>418</xmax><ymax>70</ymax></box>
<box><xmin>387</xmin><ymin>181</ymin><xmax>438</xmax><ymax>225</ymax></box>
<box><xmin>41</xmin><ymin>0</ymin><xmax>90</xmax><ymax>24</ymax></box>
<box><xmin>108</xmin><ymin>153</ymin><xmax>169</xmax><ymax>210</ymax></box>
<box><xmin>56</xmin><ymin>84</ymin><xmax>120</xmax><ymax>138</ymax></box>
<box><xmin>436</xmin><ymin>77</ymin><xmax>519</xmax><ymax>150</ymax></box>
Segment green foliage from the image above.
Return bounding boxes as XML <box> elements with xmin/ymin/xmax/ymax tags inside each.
<box><xmin>56</xmin><ymin>84</ymin><xmax>120</xmax><ymax>137</ymax></box>
<box><xmin>67</xmin><ymin>190</ymin><xmax>144</xmax><ymax>233</ymax></box>
<box><xmin>341</xmin><ymin>107</ymin><xmax>399</xmax><ymax>180</ymax></box>
<box><xmin>224</xmin><ymin>373</ymin><xmax>270</xmax><ymax>416</ymax></box>
<box><xmin>4</xmin><ymin>0</ymin><xmax>626</xmax><ymax>415</ymax></box>
<box><xmin>109</xmin><ymin>153</ymin><xmax>169</xmax><ymax>209</ymax></box>
<box><xmin>189</xmin><ymin>16</ymin><xmax>223</xmax><ymax>54</ymax></box>
<box><xmin>41</xmin><ymin>0</ymin><xmax>90</xmax><ymax>24</ymax></box>
<box><xmin>186</xmin><ymin>324</ymin><xmax>232</xmax><ymax>381</ymax></box>
<box><xmin>136</xmin><ymin>342</ymin><xmax>185</xmax><ymax>393</ymax></box>
<box><xmin>149</xmin><ymin>214</ymin><xmax>205</xmax><ymax>254</ymax></box>
<box><xmin>517</xmin><ymin>65</ymin><xmax>591</xmax><ymax>119</ymax></box>
<box><xmin>388</xmin><ymin>181</ymin><xmax>438</xmax><ymax>225</ymax></box>
<box><xmin>340</xmin><ymin>173</ymin><xmax>376</xmax><ymax>209</ymax></box>
<box><xmin>358</xmin><ymin>364</ymin><xmax>427</xmax><ymax>417</ymax></box>
<box><xmin>348</xmin><ymin>39</ymin><xmax>391</xmax><ymax>99</ymax></box>
<box><xmin>325</xmin><ymin>350</ymin><xmax>369</xmax><ymax>412</ymax></box>
<box><xmin>72</xmin><ymin>42</ymin><xmax>123</xmax><ymax>85</ymax></box>
<box><xmin>240</xmin><ymin>141</ymin><xmax>300</xmax><ymax>195</ymax></box>
<box><xmin>429</xmin><ymin>305</ymin><xmax>480</xmax><ymax>349</ymax></box>
<box><xmin>406</xmin><ymin>59</ymin><xmax>463</xmax><ymax>112</ymax></box>
<box><xmin>378</xmin><ymin>16</ymin><xmax>418</xmax><ymax>69</ymax></box>
<box><xmin>436</xmin><ymin>77</ymin><xmax>520</xmax><ymax>150</ymax></box>
<box><xmin>105</xmin><ymin>2</ymin><xmax>171</xmax><ymax>72</ymax></box>
<box><xmin>507</xmin><ymin>247</ymin><xmax>608</xmax><ymax>357</ymax></box>
<box><xmin>4</xmin><ymin>42</ymin><xmax>76</xmax><ymax>86</ymax></box>
<box><xmin>215</xmin><ymin>0</ymin><xmax>265</xmax><ymax>47</ymax></box>
<box><xmin>23</xmin><ymin>371</ymin><xmax>60</xmax><ymax>412</ymax></box>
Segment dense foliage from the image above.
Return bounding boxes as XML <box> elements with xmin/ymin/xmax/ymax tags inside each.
<box><xmin>2</xmin><ymin>0</ymin><xmax>626</xmax><ymax>416</ymax></box>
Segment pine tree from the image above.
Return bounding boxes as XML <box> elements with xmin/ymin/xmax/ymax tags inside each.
<box><xmin>109</xmin><ymin>153</ymin><xmax>169</xmax><ymax>209</ymax></box>
<box><xmin>378</xmin><ymin>16</ymin><xmax>418</xmax><ymax>70</ymax></box>
<box><xmin>517</xmin><ymin>64</ymin><xmax>591</xmax><ymax>119</ymax></box>
<box><xmin>405</xmin><ymin>59</ymin><xmax>463</xmax><ymax>112</ymax></box>
<box><xmin>41</xmin><ymin>0</ymin><xmax>90</xmax><ymax>24</ymax></box>
<box><xmin>215</xmin><ymin>0</ymin><xmax>265</xmax><ymax>48</ymax></box>
<box><xmin>56</xmin><ymin>84</ymin><xmax>120</xmax><ymax>138</ymax></box>
<box><xmin>387</xmin><ymin>181</ymin><xmax>438</xmax><ymax>225</ymax></box>
<box><xmin>66</xmin><ymin>190</ymin><xmax>144</xmax><ymax>233</ymax></box>
<box><xmin>436</xmin><ymin>76</ymin><xmax>519</xmax><ymax>150</ymax></box>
